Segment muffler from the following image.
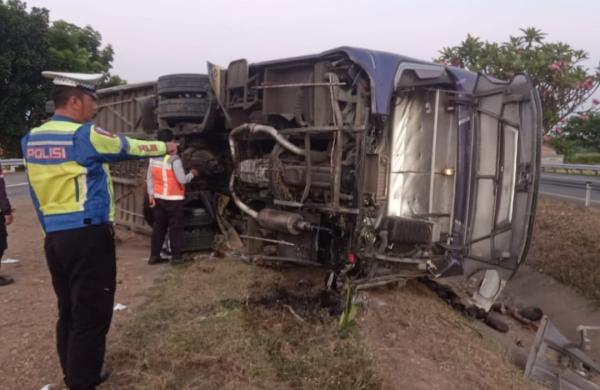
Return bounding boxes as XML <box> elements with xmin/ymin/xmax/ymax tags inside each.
<box><xmin>256</xmin><ymin>208</ymin><xmax>310</xmax><ymax>235</ymax></box>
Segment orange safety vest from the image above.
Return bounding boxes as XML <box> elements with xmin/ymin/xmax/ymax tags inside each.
<box><xmin>150</xmin><ymin>155</ymin><xmax>185</xmax><ymax>200</ymax></box>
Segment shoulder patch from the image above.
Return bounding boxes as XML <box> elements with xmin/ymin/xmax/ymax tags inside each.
<box><xmin>94</xmin><ymin>126</ymin><xmax>116</xmax><ymax>138</ymax></box>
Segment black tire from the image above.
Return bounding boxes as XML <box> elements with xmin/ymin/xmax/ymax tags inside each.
<box><xmin>157</xmin><ymin>97</ymin><xmax>209</xmax><ymax>124</ymax></box>
<box><xmin>140</xmin><ymin>98</ymin><xmax>158</xmax><ymax>132</ymax></box>
<box><xmin>183</xmin><ymin>227</ymin><xmax>214</xmax><ymax>252</ymax></box>
<box><xmin>157</xmin><ymin>74</ymin><xmax>210</xmax><ymax>97</ymax></box>
<box><xmin>184</xmin><ymin>207</ymin><xmax>213</xmax><ymax>227</ymax></box>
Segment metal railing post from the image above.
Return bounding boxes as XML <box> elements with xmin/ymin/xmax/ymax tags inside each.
<box><xmin>585</xmin><ymin>181</ymin><xmax>592</xmax><ymax>207</ymax></box>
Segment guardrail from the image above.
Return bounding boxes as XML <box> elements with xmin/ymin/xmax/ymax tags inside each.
<box><xmin>541</xmin><ymin>163</ymin><xmax>600</xmax><ymax>175</ymax></box>
<box><xmin>0</xmin><ymin>159</ymin><xmax>25</xmax><ymax>173</ymax></box>
<box><xmin>1</xmin><ymin>159</ymin><xmax>597</xmax><ymax>175</ymax></box>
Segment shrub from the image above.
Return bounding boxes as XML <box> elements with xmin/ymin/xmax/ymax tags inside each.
<box><xmin>565</xmin><ymin>153</ymin><xmax>600</xmax><ymax>164</ymax></box>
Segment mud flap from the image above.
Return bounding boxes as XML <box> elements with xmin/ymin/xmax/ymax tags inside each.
<box><xmin>471</xmin><ymin>270</ymin><xmax>505</xmax><ymax>312</ymax></box>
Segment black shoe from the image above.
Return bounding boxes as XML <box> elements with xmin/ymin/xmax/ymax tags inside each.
<box><xmin>0</xmin><ymin>275</ymin><xmax>14</xmax><ymax>286</ymax></box>
<box><xmin>99</xmin><ymin>368</ymin><xmax>110</xmax><ymax>384</ymax></box>
<box><xmin>148</xmin><ymin>256</ymin><xmax>168</xmax><ymax>265</ymax></box>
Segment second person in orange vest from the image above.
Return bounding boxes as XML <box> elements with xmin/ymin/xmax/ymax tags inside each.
<box><xmin>147</xmin><ymin>129</ymin><xmax>198</xmax><ymax>265</ymax></box>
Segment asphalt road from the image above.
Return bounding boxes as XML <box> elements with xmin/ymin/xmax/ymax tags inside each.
<box><xmin>539</xmin><ymin>172</ymin><xmax>600</xmax><ymax>205</ymax></box>
<box><xmin>3</xmin><ymin>171</ymin><xmax>28</xmax><ymax>199</ymax></box>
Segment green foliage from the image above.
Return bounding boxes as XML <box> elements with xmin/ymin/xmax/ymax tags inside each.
<box><xmin>338</xmin><ymin>286</ymin><xmax>358</xmax><ymax>333</ymax></box>
<box><xmin>47</xmin><ymin>20</ymin><xmax>125</xmax><ymax>87</ymax></box>
<box><xmin>438</xmin><ymin>28</ymin><xmax>600</xmax><ymax>133</ymax></box>
<box><xmin>0</xmin><ymin>0</ymin><xmax>49</xmax><ymax>154</ymax></box>
<box><xmin>0</xmin><ymin>0</ymin><xmax>124</xmax><ymax>155</ymax></box>
<box><xmin>564</xmin><ymin>153</ymin><xmax>600</xmax><ymax>164</ymax></box>
<box><xmin>549</xmin><ymin>137</ymin><xmax>576</xmax><ymax>157</ymax></box>
<box><xmin>560</xmin><ymin>111</ymin><xmax>600</xmax><ymax>151</ymax></box>
<box><xmin>104</xmin><ymin>75</ymin><xmax>127</xmax><ymax>87</ymax></box>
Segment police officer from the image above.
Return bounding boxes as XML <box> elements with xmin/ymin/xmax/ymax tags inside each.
<box><xmin>22</xmin><ymin>71</ymin><xmax>178</xmax><ymax>390</ymax></box>
<box><xmin>147</xmin><ymin>129</ymin><xmax>198</xmax><ymax>265</ymax></box>
<box><xmin>0</xmin><ymin>146</ymin><xmax>14</xmax><ymax>286</ymax></box>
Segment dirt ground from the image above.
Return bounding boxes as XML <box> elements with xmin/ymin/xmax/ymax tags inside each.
<box><xmin>527</xmin><ymin>197</ymin><xmax>600</xmax><ymax>303</ymax></box>
<box><xmin>359</xmin><ymin>284</ymin><xmax>540</xmax><ymax>390</ymax></box>
<box><xmin>0</xmin><ymin>196</ymin><xmax>168</xmax><ymax>390</ymax></box>
<box><xmin>1</xmin><ymin>194</ymin><xmax>598</xmax><ymax>389</ymax></box>
<box><xmin>496</xmin><ymin>196</ymin><xmax>600</xmax><ymax>370</ymax></box>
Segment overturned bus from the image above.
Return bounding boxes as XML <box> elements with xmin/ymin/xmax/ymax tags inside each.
<box><xmin>95</xmin><ymin>47</ymin><xmax>542</xmax><ymax>310</ymax></box>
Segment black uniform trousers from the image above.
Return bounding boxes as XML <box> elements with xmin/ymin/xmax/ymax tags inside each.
<box><xmin>0</xmin><ymin>217</ymin><xmax>6</xmax><ymax>265</ymax></box>
<box><xmin>150</xmin><ymin>198</ymin><xmax>185</xmax><ymax>259</ymax></box>
<box><xmin>44</xmin><ymin>224</ymin><xmax>116</xmax><ymax>390</ymax></box>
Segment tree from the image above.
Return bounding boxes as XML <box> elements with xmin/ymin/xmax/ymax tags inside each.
<box><xmin>557</xmin><ymin>109</ymin><xmax>600</xmax><ymax>150</ymax></box>
<box><xmin>0</xmin><ymin>1</ymin><xmax>124</xmax><ymax>156</ymax></box>
<box><xmin>437</xmin><ymin>27</ymin><xmax>600</xmax><ymax>132</ymax></box>
<box><xmin>0</xmin><ymin>0</ymin><xmax>49</xmax><ymax>154</ymax></box>
<box><xmin>47</xmin><ymin>21</ymin><xmax>125</xmax><ymax>88</ymax></box>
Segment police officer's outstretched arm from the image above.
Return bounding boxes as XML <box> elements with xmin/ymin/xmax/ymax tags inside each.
<box><xmin>73</xmin><ymin>124</ymin><xmax>177</xmax><ymax>164</ymax></box>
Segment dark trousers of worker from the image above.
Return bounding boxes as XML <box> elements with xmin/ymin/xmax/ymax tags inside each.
<box><xmin>150</xmin><ymin>198</ymin><xmax>184</xmax><ymax>259</ymax></box>
<box><xmin>0</xmin><ymin>219</ymin><xmax>6</xmax><ymax>268</ymax></box>
<box><xmin>44</xmin><ymin>224</ymin><xmax>116</xmax><ymax>390</ymax></box>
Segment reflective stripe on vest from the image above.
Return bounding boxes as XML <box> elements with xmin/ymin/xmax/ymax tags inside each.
<box><xmin>151</xmin><ymin>155</ymin><xmax>184</xmax><ymax>200</ymax></box>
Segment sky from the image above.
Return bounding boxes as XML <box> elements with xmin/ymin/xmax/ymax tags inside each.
<box><xmin>25</xmin><ymin>0</ymin><xmax>600</xmax><ymax>85</ymax></box>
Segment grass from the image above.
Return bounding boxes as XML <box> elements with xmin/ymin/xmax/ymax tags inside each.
<box><xmin>101</xmin><ymin>250</ymin><xmax>551</xmax><ymax>389</ymax></box>
<box><xmin>565</xmin><ymin>152</ymin><xmax>600</xmax><ymax>165</ymax></box>
<box><xmin>104</xmin><ymin>258</ymin><xmax>380</xmax><ymax>390</ymax></box>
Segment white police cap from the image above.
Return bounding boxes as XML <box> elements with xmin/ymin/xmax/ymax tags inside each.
<box><xmin>42</xmin><ymin>71</ymin><xmax>104</xmax><ymax>93</ymax></box>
